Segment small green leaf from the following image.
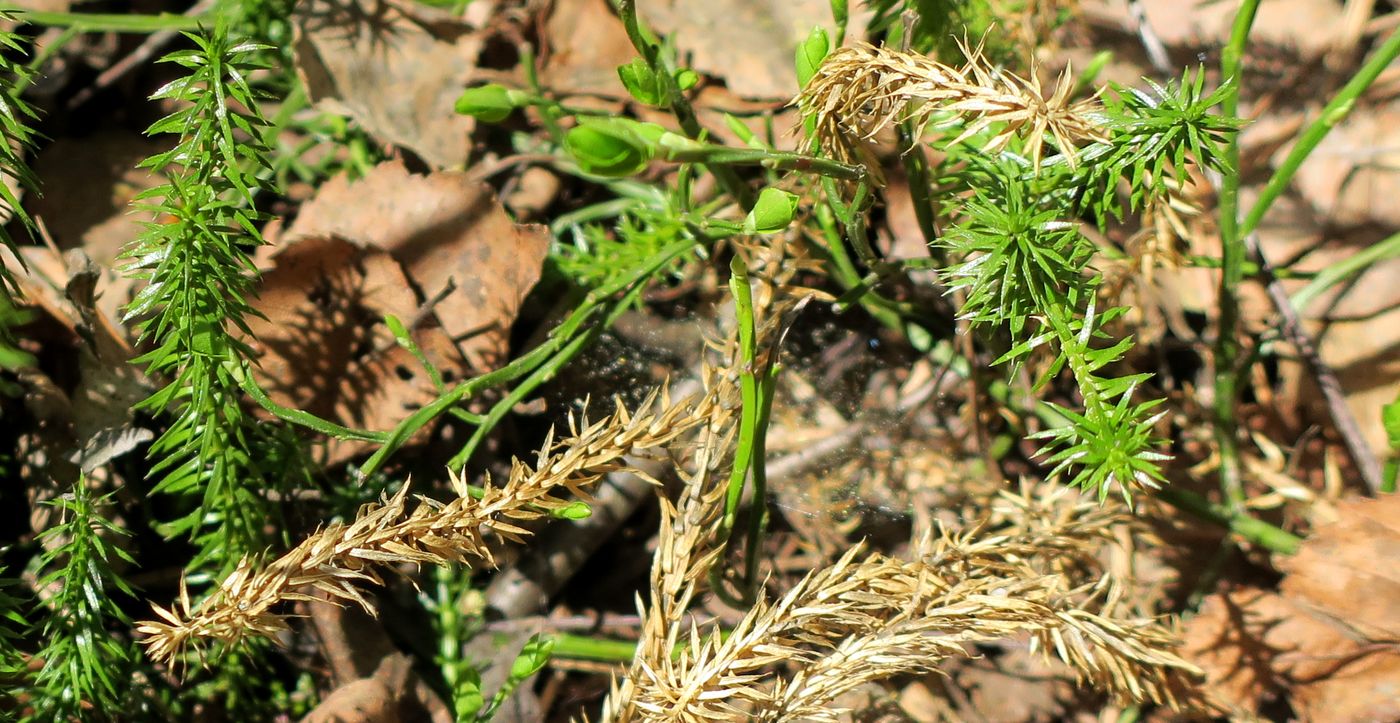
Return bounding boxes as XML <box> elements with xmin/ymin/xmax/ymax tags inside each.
<box><xmin>554</xmin><ymin>501</ymin><xmax>592</xmax><ymax>520</ymax></box>
<box><xmin>454</xmin><ymin>84</ymin><xmax>520</xmax><ymax>122</ymax></box>
<box><xmin>617</xmin><ymin>57</ymin><xmax>664</xmax><ymax>106</ymax></box>
<box><xmin>795</xmin><ymin>26</ymin><xmax>830</xmax><ymax>88</ymax></box>
<box><xmin>454</xmin><ymin>666</ymin><xmax>484</xmax><ymax>718</ymax></box>
<box><xmin>744</xmin><ymin>187</ymin><xmax>799</xmax><ymax>234</ymax></box>
<box><xmin>509</xmin><ymin>634</ymin><xmax>555</xmax><ymax>680</ymax></box>
<box><xmin>1383</xmin><ymin>394</ymin><xmax>1400</xmax><ymax>450</ymax></box>
<box><xmin>564</xmin><ymin>119</ymin><xmax>657</xmax><ymax>177</ymax></box>
<box><xmin>674</xmin><ymin>68</ymin><xmax>700</xmax><ymax>91</ymax></box>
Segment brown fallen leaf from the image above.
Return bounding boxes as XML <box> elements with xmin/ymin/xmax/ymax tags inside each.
<box><xmin>284</xmin><ymin>161</ymin><xmax>550</xmax><ymax>372</ymax></box>
<box><xmin>955</xmin><ymin>643</ymin><xmax>1075</xmax><ymax>723</ymax></box>
<box><xmin>539</xmin><ymin>0</ymin><xmax>635</xmax><ymax>98</ymax></box>
<box><xmin>246</xmin><ymin>236</ymin><xmax>466</xmax><ymax>464</ymax></box>
<box><xmin>1083</xmin><ymin>0</ymin><xmax>1347</xmax><ymax>56</ymax></box>
<box><xmin>293</xmin><ymin>0</ymin><xmax>482</xmax><ymax>168</ymax></box>
<box><xmin>1181</xmin><ymin>494</ymin><xmax>1400</xmax><ymax>721</ymax></box>
<box><xmin>301</xmin><ymin>654</ymin><xmax>448</xmax><ymax>723</ymax></box>
<box><xmin>303</xmin><ymin>678</ymin><xmax>397</xmax><ymax>723</ymax></box>
<box><xmin>1277</xmin><ymin>495</ymin><xmax>1400</xmax><ymax>641</ymax></box>
<box><xmin>30</xmin><ymin>130</ymin><xmax>167</xmax><ymax>265</ymax></box>
<box><xmin>301</xmin><ymin>590</ymin><xmax>452</xmax><ymax>723</ymax></box>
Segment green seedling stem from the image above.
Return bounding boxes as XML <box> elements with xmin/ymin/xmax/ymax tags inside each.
<box><xmin>1241</xmin><ymin>27</ymin><xmax>1400</xmax><ymax>239</ymax></box>
<box><xmin>658</xmin><ymin>144</ymin><xmax>866</xmax><ymax>182</ymax></box>
<box><xmin>19</xmin><ymin>10</ymin><xmax>204</xmax><ymax>32</ymax></box>
<box><xmin>898</xmin><ymin>120</ymin><xmax>941</xmax><ymax>251</ymax></box>
<box><xmin>1212</xmin><ymin>0</ymin><xmax>1261</xmax><ymax>511</ymax></box>
<box><xmin>1290</xmin><ymin>230</ymin><xmax>1400</xmax><ymax>312</ymax></box>
<box><xmin>447</xmin><ymin>281</ymin><xmax>646</xmax><ymax>471</ymax></box>
<box><xmin>711</xmin><ymin>256</ymin><xmax>777</xmax><ymax>607</ymax></box>
<box><xmin>1156</xmin><ymin>488</ymin><xmax>1301</xmax><ymax>555</ymax></box>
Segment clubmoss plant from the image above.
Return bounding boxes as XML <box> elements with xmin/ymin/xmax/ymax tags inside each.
<box><xmin>121</xmin><ymin>26</ymin><xmax>284</xmax><ymax>568</ymax></box>
<box><xmin>796</xmin><ymin>42</ymin><xmax>1241</xmax><ymax>503</ymax></box>
<box><xmin>0</xmin><ymin>15</ymin><xmax>40</xmax><ymax>291</ymax></box>
<box><xmin>0</xmin><ymin>15</ymin><xmax>41</xmax><ymax>387</ymax></box>
<box><xmin>0</xmin><ymin>567</ymin><xmax>26</xmax><ymax>720</ymax></box>
<box><xmin>27</xmin><ymin>480</ymin><xmax>141</xmax><ymax>722</ymax></box>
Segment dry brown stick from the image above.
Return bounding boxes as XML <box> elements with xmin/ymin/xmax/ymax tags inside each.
<box><xmin>1331</xmin><ymin>0</ymin><xmax>1379</xmax><ymax>67</ymax></box>
<box><xmin>1126</xmin><ymin>0</ymin><xmax>1172</xmax><ymax>76</ymax></box>
<box><xmin>1243</xmin><ymin>231</ymin><xmax>1384</xmax><ymax>493</ymax></box>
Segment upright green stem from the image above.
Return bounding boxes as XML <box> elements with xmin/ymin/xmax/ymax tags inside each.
<box><xmin>1213</xmin><ymin>0</ymin><xmax>1261</xmax><ymax>511</ymax></box>
<box><xmin>446</xmin><ymin>282</ymin><xmax>646</xmax><ymax>471</ymax></box>
<box><xmin>898</xmin><ymin>121</ymin><xmax>941</xmax><ymax>252</ymax></box>
<box><xmin>659</xmin><ymin>143</ymin><xmax>865</xmax><ymax>182</ymax></box>
<box><xmin>712</xmin><ymin>256</ymin><xmax>776</xmax><ymax>607</ymax></box>
<box><xmin>1156</xmin><ymin>488</ymin><xmax>1300</xmax><ymax>554</ymax></box>
<box><xmin>615</xmin><ymin>0</ymin><xmax>753</xmax><ymax>208</ymax></box>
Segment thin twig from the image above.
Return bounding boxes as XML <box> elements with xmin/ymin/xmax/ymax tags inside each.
<box><xmin>1244</xmin><ymin>232</ymin><xmax>1384</xmax><ymax>493</ymax></box>
<box><xmin>1126</xmin><ymin>0</ymin><xmax>1172</xmax><ymax>76</ymax></box>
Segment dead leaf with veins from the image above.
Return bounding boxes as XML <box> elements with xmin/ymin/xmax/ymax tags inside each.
<box><xmin>1181</xmin><ymin>494</ymin><xmax>1400</xmax><ymax>721</ymax></box>
<box><xmin>284</xmin><ymin>160</ymin><xmax>550</xmax><ymax>372</ymax></box>
<box><xmin>293</xmin><ymin>0</ymin><xmax>483</xmax><ymax>169</ymax></box>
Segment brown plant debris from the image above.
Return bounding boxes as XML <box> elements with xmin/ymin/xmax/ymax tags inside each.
<box><xmin>293</xmin><ymin>0</ymin><xmax>483</xmax><ymax>168</ymax></box>
<box><xmin>136</xmin><ymin>383</ymin><xmax>718</xmax><ymax>665</ymax></box>
<box><xmin>246</xmin><ymin>235</ymin><xmax>467</xmax><ymax>465</ymax></box>
<box><xmin>794</xmin><ymin>41</ymin><xmax>1105</xmax><ymax>175</ymax></box>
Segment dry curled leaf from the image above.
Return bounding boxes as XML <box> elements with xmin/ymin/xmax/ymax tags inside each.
<box><xmin>539</xmin><ymin>0</ymin><xmax>635</xmax><ymax>98</ymax></box>
<box><xmin>642</xmin><ymin>0</ymin><xmax>832</xmax><ymax>98</ymax></box>
<box><xmin>246</xmin><ymin>235</ymin><xmax>465</xmax><ymax>463</ymax></box>
<box><xmin>1277</xmin><ymin>494</ymin><xmax>1400</xmax><ymax>641</ymax></box>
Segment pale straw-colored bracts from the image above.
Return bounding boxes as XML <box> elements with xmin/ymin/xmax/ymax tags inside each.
<box><xmin>138</xmin><ymin>383</ymin><xmax>720</xmax><ymax>665</ymax></box>
<box><xmin>794</xmin><ymin>41</ymin><xmax>1105</xmax><ymax>175</ymax></box>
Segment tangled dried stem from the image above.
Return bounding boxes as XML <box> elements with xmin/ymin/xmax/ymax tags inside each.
<box><xmin>795</xmin><ymin>41</ymin><xmax>1105</xmax><ymax>175</ymax></box>
<box><xmin>138</xmin><ymin>383</ymin><xmax>719</xmax><ymax>665</ymax></box>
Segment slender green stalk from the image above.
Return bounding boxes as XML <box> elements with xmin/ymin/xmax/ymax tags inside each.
<box><xmin>1155</xmin><ymin>488</ymin><xmax>1300</xmax><ymax>555</ymax></box>
<box><xmin>710</xmin><ymin>257</ymin><xmax>778</xmax><ymax>607</ymax></box>
<box><xmin>1213</xmin><ymin>0</ymin><xmax>1261</xmax><ymax>512</ymax></box>
<box><xmin>657</xmin><ymin>143</ymin><xmax>866</xmax><ymax>181</ymax></box>
<box><xmin>1241</xmin><ymin>28</ymin><xmax>1400</xmax><ymax>239</ymax></box>
<box><xmin>898</xmin><ymin>120</ymin><xmax>941</xmax><ymax>251</ymax></box>
<box><xmin>17</xmin><ymin>10</ymin><xmax>204</xmax><ymax>32</ymax></box>
<box><xmin>446</xmin><ymin>284</ymin><xmax>643</xmax><ymax>470</ymax></box>
<box><xmin>237</xmin><ymin>367</ymin><xmax>389</xmax><ymax>442</ymax></box>
<box><xmin>1290</xmin><ymin>230</ymin><xmax>1400</xmax><ymax>311</ymax></box>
